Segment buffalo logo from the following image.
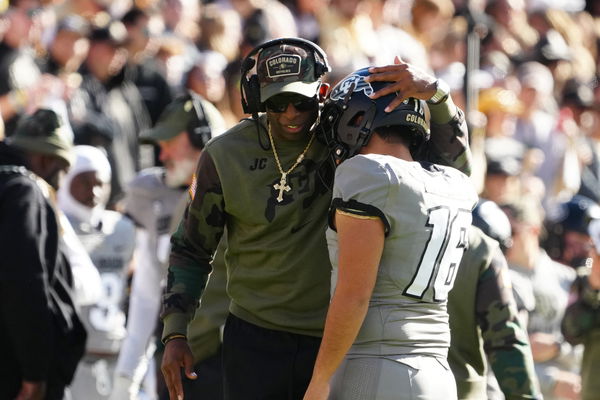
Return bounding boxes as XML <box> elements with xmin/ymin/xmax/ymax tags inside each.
<box><xmin>329</xmin><ymin>74</ymin><xmax>373</xmax><ymax>101</ymax></box>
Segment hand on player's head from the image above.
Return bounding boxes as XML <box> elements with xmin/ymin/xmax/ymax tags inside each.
<box><xmin>365</xmin><ymin>57</ymin><xmax>437</xmax><ymax>113</ymax></box>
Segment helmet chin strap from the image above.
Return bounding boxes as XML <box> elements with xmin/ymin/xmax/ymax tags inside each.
<box><xmin>308</xmin><ymin>106</ymin><xmax>321</xmax><ymax>136</ymax></box>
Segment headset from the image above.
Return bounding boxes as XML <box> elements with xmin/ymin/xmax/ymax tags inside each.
<box><xmin>185</xmin><ymin>92</ymin><xmax>212</xmax><ymax>149</ymax></box>
<box><xmin>240</xmin><ymin>37</ymin><xmax>331</xmax><ymax>117</ymax></box>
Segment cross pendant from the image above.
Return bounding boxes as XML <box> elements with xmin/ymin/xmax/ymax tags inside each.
<box><xmin>273</xmin><ymin>173</ymin><xmax>291</xmax><ymax>202</ymax></box>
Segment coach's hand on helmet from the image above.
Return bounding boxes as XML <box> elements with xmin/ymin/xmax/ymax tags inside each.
<box><xmin>365</xmin><ymin>56</ymin><xmax>438</xmax><ymax>113</ymax></box>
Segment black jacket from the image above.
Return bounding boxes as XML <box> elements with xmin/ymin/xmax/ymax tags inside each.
<box><xmin>0</xmin><ymin>142</ymin><xmax>85</xmax><ymax>399</ymax></box>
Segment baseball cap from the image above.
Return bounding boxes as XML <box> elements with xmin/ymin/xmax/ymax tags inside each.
<box><xmin>140</xmin><ymin>95</ymin><xmax>199</xmax><ymax>143</ymax></box>
<box><xmin>257</xmin><ymin>43</ymin><xmax>321</xmax><ymax>102</ymax></box>
<box><xmin>8</xmin><ymin>109</ymin><xmax>74</xmax><ymax>166</ymax></box>
<box><xmin>478</xmin><ymin>87</ymin><xmax>523</xmax><ymax>115</ymax></box>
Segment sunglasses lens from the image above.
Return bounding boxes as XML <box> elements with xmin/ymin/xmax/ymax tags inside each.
<box><xmin>265</xmin><ymin>96</ymin><xmax>316</xmax><ymax>113</ymax></box>
<box><xmin>265</xmin><ymin>100</ymin><xmax>288</xmax><ymax>113</ymax></box>
<box><xmin>294</xmin><ymin>98</ymin><xmax>317</xmax><ymax>111</ymax></box>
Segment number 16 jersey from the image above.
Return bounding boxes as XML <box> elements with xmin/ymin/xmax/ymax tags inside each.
<box><xmin>326</xmin><ymin>154</ymin><xmax>478</xmax><ymax>358</ymax></box>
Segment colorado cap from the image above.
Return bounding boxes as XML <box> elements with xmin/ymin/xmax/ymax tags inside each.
<box><xmin>8</xmin><ymin>109</ymin><xmax>74</xmax><ymax>166</ymax></box>
<box><xmin>257</xmin><ymin>43</ymin><xmax>321</xmax><ymax>102</ymax></box>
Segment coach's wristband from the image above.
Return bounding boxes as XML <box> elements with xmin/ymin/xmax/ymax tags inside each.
<box><xmin>162</xmin><ymin>333</ymin><xmax>187</xmax><ymax>345</ymax></box>
<box><xmin>427</xmin><ymin>79</ymin><xmax>450</xmax><ymax>105</ymax></box>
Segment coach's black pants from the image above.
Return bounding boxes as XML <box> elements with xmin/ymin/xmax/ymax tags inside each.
<box><xmin>222</xmin><ymin>313</ymin><xmax>321</xmax><ymax>400</ymax></box>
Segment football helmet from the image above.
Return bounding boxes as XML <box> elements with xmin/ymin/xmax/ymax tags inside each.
<box><xmin>472</xmin><ymin>199</ymin><xmax>513</xmax><ymax>253</ymax></box>
<box><xmin>319</xmin><ymin>67</ymin><xmax>430</xmax><ymax>164</ymax></box>
<box><xmin>543</xmin><ymin>195</ymin><xmax>600</xmax><ymax>265</ymax></box>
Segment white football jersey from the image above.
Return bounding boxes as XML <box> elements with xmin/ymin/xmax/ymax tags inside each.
<box><xmin>327</xmin><ymin>154</ymin><xmax>478</xmax><ymax>358</ymax></box>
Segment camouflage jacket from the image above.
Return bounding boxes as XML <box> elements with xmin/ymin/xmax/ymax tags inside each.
<box><xmin>562</xmin><ymin>266</ymin><xmax>600</xmax><ymax>344</ymax></box>
<box><xmin>562</xmin><ymin>266</ymin><xmax>600</xmax><ymax>400</ymax></box>
<box><xmin>448</xmin><ymin>227</ymin><xmax>541</xmax><ymax>399</ymax></box>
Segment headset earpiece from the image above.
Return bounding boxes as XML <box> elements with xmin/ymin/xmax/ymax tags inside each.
<box><xmin>241</xmin><ymin>74</ymin><xmax>264</xmax><ymax>115</ymax></box>
<box><xmin>240</xmin><ymin>56</ymin><xmax>261</xmax><ymax>114</ymax></box>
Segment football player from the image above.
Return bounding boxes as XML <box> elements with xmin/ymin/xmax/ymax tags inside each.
<box><xmin>304</xmin><ymin>67</ymin><xmax>478</xmax><ymax>399</ymax></box>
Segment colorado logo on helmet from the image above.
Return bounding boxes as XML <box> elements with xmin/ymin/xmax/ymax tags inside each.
<box><xmin>405</xmin><ymin>113</ymin><xmax>428</xmax><ymax>131</ymax></box>
<box><xmin>330</xmin><ymin>74</ymin><xmax>373</xmax><ymax>101</ymax></box>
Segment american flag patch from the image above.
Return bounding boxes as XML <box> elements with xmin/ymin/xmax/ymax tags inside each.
<box><xmin>188</xmin><ymin>173</ymin><xmax>197</xmax><ymax>199</ymax></box>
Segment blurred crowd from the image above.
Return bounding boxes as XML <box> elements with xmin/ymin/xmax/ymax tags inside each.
<box><xmin>2</xmin><ymin>0</ymin><xmax>600</xmax><ymax>399</ymax></box>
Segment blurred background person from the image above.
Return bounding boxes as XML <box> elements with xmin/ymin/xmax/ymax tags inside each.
<box><xmin>503</xmin><ymin>198</ymin><xmax>582</xmax><ymax>400</ymax></box>
<box><xmin>58</xmin><ymin>144</ymin><xmax>136</xmax><ymax>400</ymax></box>
<box><xmin>0</xmin><ymin>108</ymin><xmax>86</xmax><ymax>400</ymax></box>
<box><xmin>0</xmin><ymin>0</ymin><xmax>42</xmax><ymax>134</ymax></box>
<box><xmin>183</xmin><ymin>51</ymin><xmax>228</xmax><ymax>110</ymax></box>
<box><xmin>0</xmin><ymin>0</ymin><xmax>68</xmax><ymax>136</ymax></box>
<box><xmin>229</xmin><ymin>0</ymin><xmax>297</xmax><ymax>46</ymax></box>
<box><xmin>121</xmin><ymin>6</ymin><xmax>173</xmax><ymax>126</ymax></box>
<box><xmin>448</xmin><ymin>198</ymin><xmax>541</xmax><ymax>400</ymax></box>
<box><xmin>71</xmin><ymin>21</ymin><xmax>151</xmax><ymax>209</ymax></box>
<box><xmin>39</xmin><ymin>14</ymin><xmax>90</xmax><ymax>78</ymax></box>
<box><xmin>112</xmin><ymin>93</ymin><xmax>227</xmax><ymax>400</ymax></box>
<box><xmin>543</xmin><ymin>195</ymin><xmax>600</xmax><ymax>269</ymax></box>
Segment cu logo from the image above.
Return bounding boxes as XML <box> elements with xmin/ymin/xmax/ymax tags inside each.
<box><xmin>329</xmin><ymin>74</ymin><xmax>374</xmax><ymax>101</ymax></box>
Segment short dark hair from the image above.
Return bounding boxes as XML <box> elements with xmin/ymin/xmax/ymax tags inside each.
<box><xmin>375</xmin><ymin>126</ymin><xmax>419</xmax><ymax>148</ymax></box>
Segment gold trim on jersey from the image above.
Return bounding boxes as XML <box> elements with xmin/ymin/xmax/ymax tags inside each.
<box><xmin>336</xmin><ymin>209</ymin><xmax>379</xmax><ymax>220</ymax></box>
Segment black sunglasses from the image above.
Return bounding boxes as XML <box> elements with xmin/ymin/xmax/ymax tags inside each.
<box><xmin>264</xmin><ymin>95</ymin><xmax>318</xmax><ymax>113</ymax></box>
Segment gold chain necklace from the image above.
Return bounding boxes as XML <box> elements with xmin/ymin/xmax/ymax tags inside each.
<box><xmin>267</xmin><ymin>124</ymin><xmax>315</xmax><ymax>202</ymax></box>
